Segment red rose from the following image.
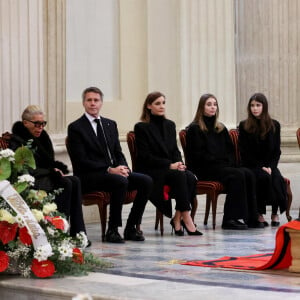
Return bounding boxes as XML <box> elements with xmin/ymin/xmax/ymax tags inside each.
<box><xmin>0</xmin><ymin>221</ymin><xmax>18</xmax><ymax>244</ymax></box>
<box><xmin>72</xmin><ymin>248</ymin><xmax>84</xmax><ymax>264</ymax></box>
<box><xmin>19</xmin><ymin>226</ymin><xmax>33</xmax><ymax>245</ymax></box>
<box><xmin>0</xmin><ymin>251</ymin><xmax>9</xmax><ymax>272</ymax></box>
<box><xmin>31</xmin><ymin>259</ymin><xmax>55</xmax><ymax>278</ymax></box>
<box><xmin>45</xmin><ymin>216</ymin><xmax>64</xmax><ymax>230</ymax></box>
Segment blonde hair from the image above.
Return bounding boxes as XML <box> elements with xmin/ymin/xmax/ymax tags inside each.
<box><xmin>21</xmin><ymin>105</ymin><xmax>44</xmax><ymax>121</ymax></box>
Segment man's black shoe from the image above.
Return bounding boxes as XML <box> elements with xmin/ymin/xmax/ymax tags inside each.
<box><xmin>124</xmin><ymin>227</ymin><xmax>145</xmax><ymax>241</ymax></box>
<box><xmin>105</xmin><ymin>228</ymin><xmax>125</xmax><ymax>243</ymax></box>
<box><xmin>222</xmin><ymin>219</ymin><xmax>248</xmax><ymax>230</ymax></box>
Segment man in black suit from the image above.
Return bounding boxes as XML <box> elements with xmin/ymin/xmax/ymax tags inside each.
<box><xmin>67</xmin><ymin>87</ymin><xmax>152</xmax><ymax>243</ymax></box>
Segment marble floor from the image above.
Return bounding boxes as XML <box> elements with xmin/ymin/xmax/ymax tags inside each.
<box><xmin>0</xmin><ymin>162</ymin><xmax>300</xmax><ymax>300</ymax></box>
<box><xmin>2</xmin><ymin>205</ymin><xmax>300</xmax><ymax>300</ymax></box>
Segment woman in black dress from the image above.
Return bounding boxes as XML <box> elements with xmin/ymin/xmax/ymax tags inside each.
<box><xmin>134</xmin><ymin>91</ymin><xmax>201</xmax><ymax>236</ymax></box>
<box><xmin>10</xmin><ymin>105</ymin><xmax>89</xmax><ymax>241</ymax></box>
<box><xmin>238</xmin><ymin>93</ymin><xmax>287</xmax><ymax>227</ymax></box>
<box><xmin>186</xmin><ymin>93</ymin><xmax>262</xmax><ymax>229</ymax></box>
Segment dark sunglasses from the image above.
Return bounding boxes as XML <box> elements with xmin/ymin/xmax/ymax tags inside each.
<box><xmin>26</xmin><ymin>120</ymin><xmax>47</xmax><ymax>128</ymax></box>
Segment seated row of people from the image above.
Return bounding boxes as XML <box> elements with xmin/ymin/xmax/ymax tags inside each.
<box><xmin>8</xmin><ymin>87</ymin><xmax>288</xmax><ymax>244</ymax></box>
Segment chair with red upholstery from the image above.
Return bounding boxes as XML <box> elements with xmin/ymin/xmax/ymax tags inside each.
<box><xmin>179</xmin><ymin>129</ymin><xmax>225</xmax><ymax>229</ymax></box>
<box><xmin>0</xmin><ymin>132</ymin><xmax>12</xmax><ymax>149</ymax></box>
<box><xmin>229</xmin><ymin>128</ymin><xmax>292</xmax><ymax>222</ymax></box>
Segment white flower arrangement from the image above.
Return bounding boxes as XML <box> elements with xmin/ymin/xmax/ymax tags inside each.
<box><xmin>0</xmin><ymin>146</ymin><xmax>108</xmax><ymax>278</ymax></box>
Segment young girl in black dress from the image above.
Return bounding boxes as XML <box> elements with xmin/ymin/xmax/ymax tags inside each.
<box><xmin>238</xmin><ymin>93</ymin><xmax>287</xmax><ymax>227</ymax></box>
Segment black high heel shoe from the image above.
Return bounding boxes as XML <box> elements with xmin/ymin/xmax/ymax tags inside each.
<box><xmin>271</xmin><ymin>214</ymin><xmax>280</xmax><ymax>227</ymax></box>
<box><xmin>170</xmin><ymin>219</ymin><xmax>184</xmax><ymax>236</ymax></box>
<box><xmin>181</xmin><ymin>220</ymin><xmax>203</xmax><ymax>235</ymax></box>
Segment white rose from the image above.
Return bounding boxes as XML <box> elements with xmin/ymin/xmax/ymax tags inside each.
<box><xmin>43</xmin><ymin>203</ymin><xmax>57</xmax><ymax>215</ymax></box>
<box><xmin>0</xmin><ymin>209</ymin><xmax>15</xmax><ymax>224</ymax></box>
<box><xmin>31</xmin><ymin>209</ymin><xmax>44</xmax><ymax>222</ymax></box>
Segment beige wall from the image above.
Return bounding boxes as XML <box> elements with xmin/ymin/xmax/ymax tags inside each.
<box><xmin>1</xmin><ymin>0</ymin><xmax>299</xmax><ymax>161</ymax></box>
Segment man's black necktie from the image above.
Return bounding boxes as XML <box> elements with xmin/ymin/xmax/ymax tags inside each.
<box><xmin>94</xmin><ymin>118</ymin><xmax>113</xmax><ymax>165</ymax></box>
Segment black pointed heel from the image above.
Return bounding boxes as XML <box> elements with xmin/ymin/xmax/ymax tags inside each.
<box><xmin>181</xmin><ymin>220</ymin><xmax>203</xmax><ymax>236</ymax></box>
<box><xmin>170</xmin><ymin>218</ymin><xmax>184</xmax><ymax>236</ymax></box>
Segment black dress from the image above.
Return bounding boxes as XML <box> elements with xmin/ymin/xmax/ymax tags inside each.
<box><xmin>186</xmin><ymin>116</ymin><xmax>258</xmax><ymax>224</ymax></box>
<box><xmin>10</xmin><ymin>121</ymin><xmax>86</xmax><ymax>236</ymax></box>
<box><xmin>134</xmin><ymin>115</ymin><xmax>196</xmax><ymax>218</ymax></box>
<box><xmin>238</xmin><ymin>119</ymin><xmax>287</xmax><ymax>215</ymax></box>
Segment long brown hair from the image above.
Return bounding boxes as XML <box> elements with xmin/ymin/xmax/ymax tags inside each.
<box><xmin>244</xmin><ymin>93</ymin><xmax>275</xmax><ymax>138</ymax></box>
<box><xmin>192</xmin><ymin>93</ymin><xmax>224</xmax><ymax>132</ymax></box>
<box><xmin>140</xmin><ymin>91</ymin><xmax>166</xmax><ymax>122</ymax></box>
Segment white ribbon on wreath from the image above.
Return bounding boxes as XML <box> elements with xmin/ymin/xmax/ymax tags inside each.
<box><xmin>0</xmin><ymin>180</ymin><xmax>53</xmax><ymax>258</ymax></box>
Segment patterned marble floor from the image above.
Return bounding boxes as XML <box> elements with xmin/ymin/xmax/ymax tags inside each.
<box><xmin>81</xmin><ymin>203</ymin><xmax>300</xmax><ymax>299</ymax></box>
<box><xmin>1</xmin><ymin>206</ymin><xmax>300</xmax><ymax>300</ymax></box>
<box><xmin>0</xmin><ymin>161</ymin><xmax>299</xmax><ymax>299</ymax></box>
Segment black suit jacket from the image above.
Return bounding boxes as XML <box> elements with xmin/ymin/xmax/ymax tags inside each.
<box><xmin>67</xmin><ymin>114</ymin><xmax>128</xmax><ymax>191</ymax></box>
<box><xmin>134</xmin><ymin>119</ymin><xmax>183</xmax><ymax>217</ymax></box>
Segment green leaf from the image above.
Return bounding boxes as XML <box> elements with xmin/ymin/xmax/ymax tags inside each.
<box><xmin>14</xmin><ymin>147</ymin><xmax>36</xmax><ymax>172</ymax></box>
<box><xmin>13</xmin><ymin>181</ymin><xmax>28</xmax><ymax>194</ymax></box>
<box><xmin>0</xmin><ymin>158</ymin><xmax>11</xmax><ymax>180</ymax></box>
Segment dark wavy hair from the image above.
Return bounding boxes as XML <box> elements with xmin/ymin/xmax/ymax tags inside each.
<box><xmin>140</xmin><ymin>91</ymin><xmax>166</xmax><ymax>122</ymax></box>
<box><xmin>244</xmin><ymin>93</ymin><xmax>275</xmax><ymax>138</ymax></box>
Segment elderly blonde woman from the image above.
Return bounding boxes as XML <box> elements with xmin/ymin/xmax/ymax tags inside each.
<box><xmin>10</xmin><ymin>105</ymin><xmax>90</xmax><ymax>245</ymax></box>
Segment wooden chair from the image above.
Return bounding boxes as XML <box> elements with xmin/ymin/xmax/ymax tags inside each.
<box><xmin>65</xmin><ymin>137</ymin><xmax>137</xmax><ymax>241</ymax></box>
<box><xmin>0</xmin><ymin>132</ymin><xmax>12</xmax><ymax>149</ymax></box>
<box><xmin>178</xmin><ymin>129</ymin><xmax>225</xmax><ymax>229</ymax></box>
<box><xmin>297</xmin><ymin>128</ymin><xmax>300</xmax><ymax>149</ymax></box>
<box><xmin>229</xmin><ymin>129</ymin><xmax>292</xmax><ymax>222</ymax></box>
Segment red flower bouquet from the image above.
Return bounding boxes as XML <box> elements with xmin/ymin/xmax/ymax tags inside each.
<box><xmin>0</xmin><ymin>147</ymin><xmax>107</xmax><ymax>278</ymax></box>
<box><xmin>31</xmin><ymin>259</ymin><xmax>55</xmax><ymax>278</ymax></box>
<box><xmin>0</xmin><ymin>251</ymin><xmax>9</xmax><ymax>272</ymax></box>
<box><xmin>19</xmin><ymin>226</ymin><xmax>33</xmax><ymax>245</ymax></box>
<box><xmin>0</xmin><ymin>221</ymin><xmax>18</xmax><ymax>244</ymax></box>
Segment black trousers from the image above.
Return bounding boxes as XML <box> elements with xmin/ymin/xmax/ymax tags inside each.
<box><xmin>82</xmin><ymin>172</ymin><xmax>152</xmax><ymax>229</ymax></box>
<box><xmin>203</xmin><ymin>167</ymin><xmax>258</xmax><ymax>222</ymax></box>
<box><xmin>55</xmin><ymin>175</ymin><xmax>86</xmax><ymax>236</ymax></box>
<box><xmin>165</xmin><ymin>169</ymin><xmax>197</xmax><ymax>212</ymax></box>
<box><xmin>251</xmin><ymin>167</ymin><xmax>287</xmax><ymax>215</ymax></box>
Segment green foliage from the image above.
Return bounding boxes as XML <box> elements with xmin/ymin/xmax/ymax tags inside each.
<box><xmin>14</xmin><ymin>146</ymin><xmax>36</xmax><ymax>172</ymax></box>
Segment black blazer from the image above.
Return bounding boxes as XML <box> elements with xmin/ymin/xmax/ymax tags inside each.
<box><xmin>67</xmin><ymin>115</ymin><xmax>128</xmax><ymax>187</ymax></box>
<box><xmin>134</xmin><ymin>119</ymin><xmax>183</xmax><ymax>217</ymax></box>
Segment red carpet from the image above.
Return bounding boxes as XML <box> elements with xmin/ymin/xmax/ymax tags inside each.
<box><xmin>183</xmin><ymin>220</ymin><xmax>300</xmax><ymax>270</ymax></box>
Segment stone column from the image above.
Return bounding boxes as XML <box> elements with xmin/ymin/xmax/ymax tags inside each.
<box><xmin>235</xmin><ymin>0</ymin><xmax>300</xmax><ymax>161</ymax></box>
<box><xmin>0</xmin><ymin>0</ymin><xmax>45</xmax><ymax>133</ymax></box>
<box><xmin>43</xmin><ymin>0</ymin><xmax>66</xmax><ymax>135</ymax></box>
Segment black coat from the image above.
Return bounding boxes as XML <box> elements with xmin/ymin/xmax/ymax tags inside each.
<box><xmin>67</xmin><ymin>114</ymin><xmax>128</xmax><ymax>191</ymax></box>
<box><xmin>134</xmin><ymin>118</ymin><xmax>183</xmax><ymax>217</ymax></box>
<box><xmin>238</xmin><ymin>119</ymin><xmax>281</xmax><ymax>170</ymax></box>
<box><xmin>185</xmin><ymin>121</ymin><xmax>236</xmax><ymax>180</ymax></box>
<box><xmin>10</xmin><ymin>121</ymin><xmax>69</xmax><ymax>191</ymax></box>
<box><xmin>238</xmin><ymin>119</ymin><xmax>287</xmax><ymax>213</ymax></box>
